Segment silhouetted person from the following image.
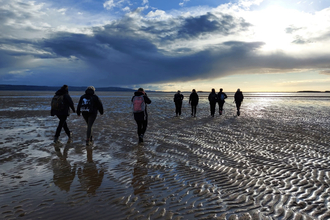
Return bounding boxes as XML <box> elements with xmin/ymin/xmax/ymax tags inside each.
<box><xmin>174</xmin><ymin>90</ymin><xmax>184</xmax><ymax>116</ymax></box>
<box><xmin>77</xmin><ymin>146</ymin><xmax>104</xmax><ymax>194</ymax></box>
<box><xmin>132</xmin><ymin>88</ymin><xmax>151</xmax><ymax>143</ymax></box>
<box><xmin>217</xmin><ymin>88</ymin><xmax>228</xmax><ymax>115</ymax></box>
<box><xmin>52</xmin><ymin>145</ymin><xmax>76</xmax><ymax>192</ymax></box>
<box><xmin>208</xmin><ymin>88</ymin><xmax>217</xmax><ymax>117</ymax></box>
<box><xmin>77</xmin><ymin>86</ymin><xmax>104</xmax><ymax>145</ymax></box>
<box><xmin>189</xmin><ymin>89</ymin><xmax>199</xmax><ymax>117</ymax></box>
<box><xmin>51</xmin><ymin>85</ymin><xmax>75</xmax><ymax>143</ymax></box>
<box><xmin>234</xmin><ymin>89</ymin><xmax>244</xmax><ymax>116</ymax></box>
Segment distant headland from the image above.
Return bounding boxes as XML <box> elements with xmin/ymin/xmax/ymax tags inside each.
<box><xmin>0</xmin><ymin>84</ymin><xmax>135</xmax><ymax>92</ymax></box>
<box><xmin>298</xmin><ymin>90</ymin><xmax>330</xmax><ymax>93</ymax></box>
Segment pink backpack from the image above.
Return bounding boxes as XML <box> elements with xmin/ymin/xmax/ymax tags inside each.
<box><xmin>132</xmin><ymin>95</ymin><xmax>145</xmax><ymax>113</ymax></box>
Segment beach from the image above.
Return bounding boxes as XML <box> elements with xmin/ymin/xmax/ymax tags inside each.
<box><xmin>0</xmin><ymin>91</ymin><xmax>330</xmax><ymax>220</ymax></box>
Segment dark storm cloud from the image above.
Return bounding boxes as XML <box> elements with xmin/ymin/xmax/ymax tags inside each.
<box><xmin>2</xmin><ymin>6</ymin><xmax>330</xmax><ymax>87</ymax></box>
<box><xmin>140</xmin><ymin>12</ymin><xmax>251</xmax><ymax>42</ymax></box>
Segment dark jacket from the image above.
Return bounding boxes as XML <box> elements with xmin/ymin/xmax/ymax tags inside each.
<box><xmin>208</xmin><ymin>92</ymin><xmax>217</xmax><ymax>103</ymax></box>
<box><xmin>174</xmin><ymin>93</ymin><xmax>184</xmax><ymax>102</ymax></box>
<box><xmin>77</xmin><ymin>88</ymin><xmax>104</xmax><ymax>116</ymax></box>
<box><xmin>131</xmin><ymin>91</ymin><xmax>151</xmax><ymax>121</ymax></box>
<box><xmin>51</xmin><ymin>88</ymin><xmax>75</xmax><ymax>116</ymax></box>
<box><xmin>217</xmin><ymin>92</ymin><xmax>228</xmax><ymax>102</ymax></box>
<box><xmin>234</xmin><ymin>91</ymin><xmax>244</xmax><ymax>103</ymax></box>
<box><xmin>189</xmin><ymin>92</ymin><xmax>199</xmax><ymax>106</ymax></box>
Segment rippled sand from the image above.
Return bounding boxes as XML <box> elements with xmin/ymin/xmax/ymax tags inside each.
<box><xmin>1</xmin><ymin>91</ymin><xmax>330</xmax><ymax>220</ymax></box>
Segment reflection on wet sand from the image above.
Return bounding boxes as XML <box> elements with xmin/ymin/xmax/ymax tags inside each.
<box><xmin>52</xmin><ymin>144</ymin><xmax>76</xmax><ymax>192</ymax></box>
<box><xmin>132</xmin><ymin>145</ymin><xmax>149</xmax><ymax>196</ymax></box>
<box><xmin>1</xmin><ymin>91</ymin><xmax>330</xmax><ymax>219</ymax></box>
<box><xmin>77</xmin><ymin>146</ymin><xmax>104</xmax><ymax>194</ymax></box>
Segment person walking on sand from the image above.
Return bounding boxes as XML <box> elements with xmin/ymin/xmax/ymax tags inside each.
<box><xmin>217</xmin><ymin>88</ymin><xmax>228</xmax><ymax>115</ymax></box>
<box><xmin>77</xmin><ymin>86</ymin><xmax>104</xmax><ymax>145</ymax></box>
<box><xmin>189</xmin><ymin>89</ymin><xmax>199</xmax><ymax>117</ymax></box>
<box><xmin>174</xmin><ymin>90</ymin><xmax>184</xmax><ymax>117</ymax></box>
<box><xmin>132</xmin><ymin>88</ymin><xmax>151</xmax><ymax>143</ymax></box>
<box><xmin>51</xmin><ymin>85</ymin><xmax>75</xmax><ymax>144</ymax></box>
<box><xmin>234</xmin><ymin>88</ymin><xmax>244</xmax><ymax>116</ymax></box>
<box><xmin>208</xmin><ymin>88</ymin><xmax>217</xmax><ymax>117</ymax></box>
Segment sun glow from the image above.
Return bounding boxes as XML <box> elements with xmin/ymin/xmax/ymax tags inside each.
<box><xmin>245</xmin><ymin>6</ymin><xmax>305</xmax><ymax>52</ymax></box>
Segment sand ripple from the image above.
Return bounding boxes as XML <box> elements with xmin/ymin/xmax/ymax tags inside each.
<box><xmin>1</xmin><ymin>91</ymin><xmax>330</xmax><ymax>219</ymax></box>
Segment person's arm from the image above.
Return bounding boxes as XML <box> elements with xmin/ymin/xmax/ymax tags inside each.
<box><xmin>67</xmin><ymin>95</ymin><xmax>76</xmax><ymax>113</ymax></box>
<box><xmin>97</xmin><ymin>96</ymin><xmax>104</xmax><ymax>115</ymax></box>
<box><xmin>77</xmin><ymin>97</ymin><xmax>82</xmax><ymax>116</ymax></box>
<box><xmin>144</xmin><ymin>95</ymin><xmax>151</xmax><ymax>104</ymax></box>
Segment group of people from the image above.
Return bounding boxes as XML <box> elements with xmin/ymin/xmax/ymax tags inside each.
<box><xmin>51</xmin><ymin>85</ymin><xmax>104</xmax><ymax>145</ymax></box>
<box><xmin>51</xmin><ymin>86</ymin><xmax>151</xmax><ymax>145</ymax></box>
<box><xmin>51</xmin><ymin>85</ymin><xmax>243</xmax><ymax>145</ymax></box>
<box><xmin>174</xmin><ymin>88</ymin><xmax>244</xmax><ymax>117</ymax></box>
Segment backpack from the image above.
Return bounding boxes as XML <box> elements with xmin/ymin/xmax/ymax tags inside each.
<box><xmin>80</xmin><ymin>96</ymin><xmax>94</xmax><ymax>112</ymax></box>
<box><xmin>209</xmin><ymin>93</ymin><xmax>217</xmax><ymax>101</ymax></box>
<box><xmin>220</xmin><ymin>93</ymin><xmax>225</xmax><ymax>101</ymax></box>
<box><xmin>132</xmin><ymin>95</ymin><xmax>145</xmax><ymax>113</ymax></box>
<box><xmin>51</xmin><ymin>95</ymin><xmax>64</xmax><ymax>111</ymax></box>
<box><xmin>174</xmin><ymin>94</ymin><xmax>182</xmax><ymax>102</ymax></box>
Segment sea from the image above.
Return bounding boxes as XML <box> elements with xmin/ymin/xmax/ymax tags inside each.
<box><xmin>0</xmin><ymin>91</ymin><xmax>330</xmax><ymax>219</ymax></box>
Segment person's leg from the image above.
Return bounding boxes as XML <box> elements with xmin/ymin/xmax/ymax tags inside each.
<box><xmin>211</xmin><ymin>102</ymin><xmax>215</xmax><ymax>116</ymax></box>
<box><xmin>55</xmin><ymin>115</ymin><xmax>68</xmax><ymax>141</ymax></box>
<box><xmin>236</xmin><ymin>102</ymin><xmax>241</xmax><ymax>111</ymax></box>
<box><xmin>141</xmin><ymin>119</ymin><xmax>148</xmax><ymax>135</ymax></box>
<box><xmin>236</xmin><ymin>102</ymin><xmax>241</xmax><ymax>115</ymax></box>
<box><xmin>62</xmin><ymin>120</ymin><xmax>71</xmax><ymax>137</ymax></box>
<box><xmin>219</xmin><ymin>101</ymin><xmax>224</xmax><ymax>115</ymax></box>
<box><xmin>86</xmin><ymin>113</ymin><xmax>97</xmax><ymax>142</ymax></box>
<box><xmin>135</xmin><ymin>120</ymin><xmax>143</xmax><ymax>142</ymax></box>
<box><xmin>178</xmin><ymin>102</ymin><xmax>182</xmax><ymax>115</ymax></box>
<box><xmin>175</xmin><ymin>102</ymin><xmax>179</xmax><ymax>116</ymax></box>
<box><xmin>193</xmin><ymin>105</ymin><xmax>196</xmax><ymax>117</ymax></box>
<box><xmin>135</xmin><ymin>120</ymin><xmax>143</xmax><ymax>136</ymax></box>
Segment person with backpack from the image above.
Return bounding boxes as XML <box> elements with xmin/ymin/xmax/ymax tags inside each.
<box><xmin>189</xmin><ymin>89</ymin><xmax>199</xmax><ymax>117</ymax></box>
<box><xmin>77</xmin><ymin>86</ymin><xmax>104</xmax><ymax>145</ymax></box>
<box><xmin>51</xmin><ymin>85</ymin><xmax>76</xmax><ymax>143</ymax></box>
<box><xmin>234</xmin><ymin>88</ymin><xmax>244</xmax><ymax>116</ymax></box>
<box><xmin>132</xmin><ymin>88</ymin><xmax>151</xmax><ymax>143</ymax></box>
<box><xmin>173</xmin><ymin>90</ymin><xmax>184</xmax><ymax>117</ymax></box>
<box><xmin>217</xmin><ymin>88</ymin><xmax>228</xmax><ymax>115</ymax></box>
<box><xmin>208</xmin><ymin>88</ymin><xmax>217</xmax><ymax>117</ymax></box>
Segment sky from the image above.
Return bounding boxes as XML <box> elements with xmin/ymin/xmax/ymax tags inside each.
<box><xmin>0</xmin><ymin>0</ymin><xmax>330</xmax><ymax>92</ymax></box>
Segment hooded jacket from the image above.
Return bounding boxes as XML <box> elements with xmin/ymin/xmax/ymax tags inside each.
<box><xmin>234</xmin><ymin>91</ymin><xmax>244</xmax><ymax>103</ymax></box>
<box><xmin>174</xmin><ymin>93</ymin><xmax>184</xmax><ymax>103</ymax></box>
<box><xmin>77</xmin><ymin>88</ymin><xmax>104</xmax><ymax>116</ymax></box>
<box><xmin>131</xmin><ymin>91</ymin><xmax>151</xmax><ymax>121</ymax></box>
<box><xmin>208</xmin><ymin>91</ymin><xmax>217</xmax><ymax>103</ymax></box>
<box><xmin>51</xmin><ymin>88</ymin><xmax>75</xmax><ymax>116</ymax></box>
<box><xmin>189</xmin><ymin>92</ymin><xmax>199</xmax><ymax>106</ymax></box>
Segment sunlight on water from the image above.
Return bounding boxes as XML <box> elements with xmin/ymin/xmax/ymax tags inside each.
<box><xmin>0</xmin><ymin>91</ymin><xmax>330</xmax><ymax>219</ymax></box>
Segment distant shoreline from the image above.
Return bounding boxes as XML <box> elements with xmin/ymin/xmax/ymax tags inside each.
<box><xmin>298</xmin><ymin>91</ymin><xmax>330</xmax><ymax>93</ymax></box>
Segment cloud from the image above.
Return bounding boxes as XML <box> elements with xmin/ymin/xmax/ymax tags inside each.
<box><xmin>1</xmin><ymin>0</ymin><xmax>330</xmax><ymax>88</ymax></box>
<box><xmin>320</xmin><ymin>70</ymin><xmax>330</xmax><ymax>75</ymax></box>
<box><xmin>179</xmin><ymin>0</ymin><xmax>190</xmax><ymax>7</ymax></box>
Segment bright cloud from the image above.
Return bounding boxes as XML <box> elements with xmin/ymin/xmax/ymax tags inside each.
<box><xmin>0</xmin><ymin>0</ymin><xmax>330</xmax><ymax>91</ymax></box>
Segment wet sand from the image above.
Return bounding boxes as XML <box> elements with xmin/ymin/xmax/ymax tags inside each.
<box><xmin>1</xmin><ymin>91</ymin><xmax>330</xmax><ymax>220</ymax></box>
